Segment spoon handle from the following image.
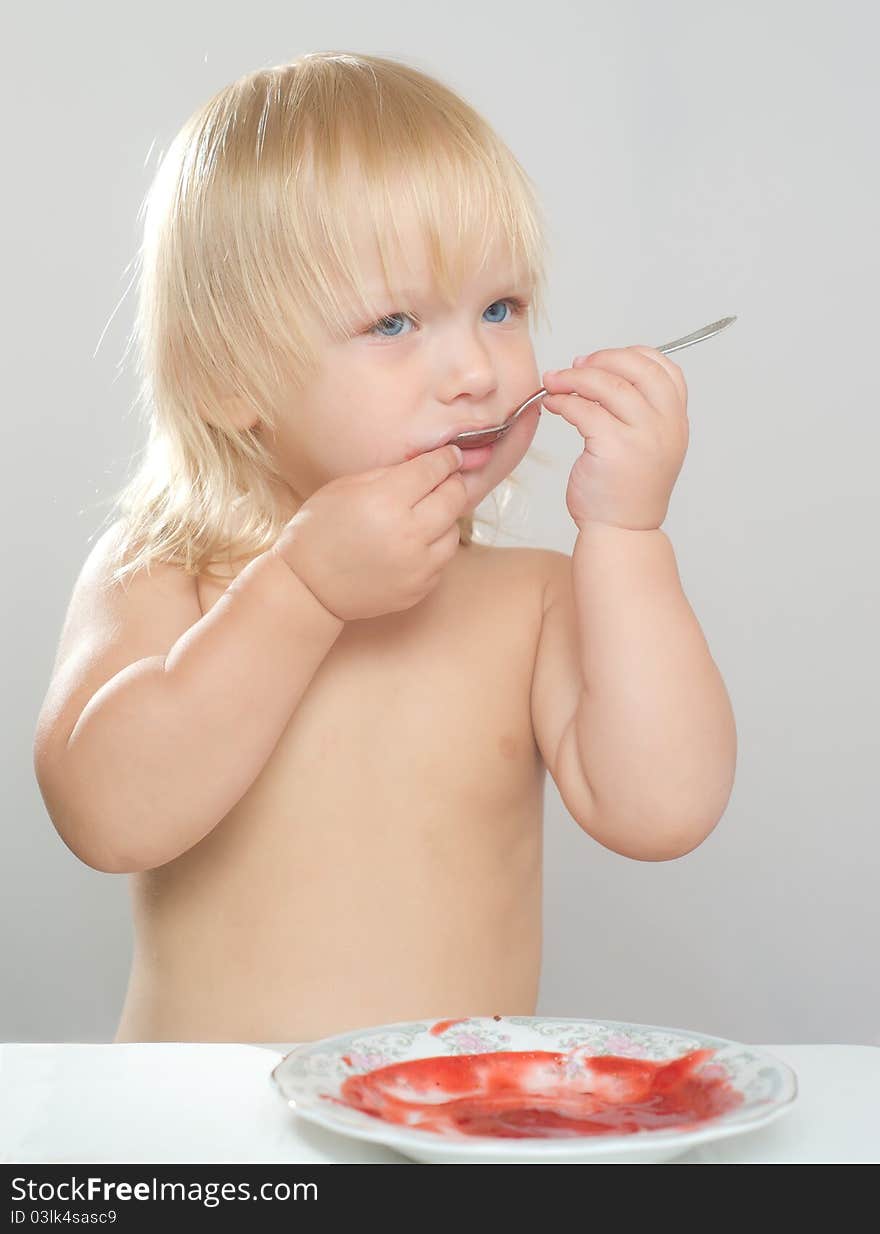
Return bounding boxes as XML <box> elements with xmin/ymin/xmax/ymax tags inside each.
<box><xmin>656</xmin><ymin>315</ymin><xmax>737</xmax><ymax>355</ymax></box>
<box><xmin>452</xmin><ymin>316</ymin><xmax>738</xmax><ymax>448</ymax></box>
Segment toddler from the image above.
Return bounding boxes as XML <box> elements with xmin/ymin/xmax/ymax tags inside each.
<box><xmin>33</xmin><ymin>51</ymin><xmax>737</xmax><ymax>1043</ymax></box>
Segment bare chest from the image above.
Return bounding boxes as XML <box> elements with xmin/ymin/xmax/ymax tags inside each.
<box><xmin>200</xmin><ymin>544</ymin><xmax>547</xmax><ymax>842</ymax></box>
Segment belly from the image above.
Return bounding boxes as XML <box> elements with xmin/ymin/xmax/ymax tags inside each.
<box><xmin>116</xmin><ymin>784</ymin><xmax>544</xmax><ymax>1042</ymax></box>
<box><xmin>116</xmin><ymin>693</ymin><xmax>545</xmax><ymax>1041</ymax></box>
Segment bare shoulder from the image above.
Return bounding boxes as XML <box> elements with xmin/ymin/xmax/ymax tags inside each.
<box><xmin>529</xmin><ymin>546</ymin><xmax>573</xmax><ymax>612</ymax></box>
<box><xmin>51</xmin><ymin>520</ymin><xmax>202</xmax><ymax>670</ymax></box>
<box><xmin>466</xmin><ymin>541</ymin><xmax>572</xmax><ymax>610</ymax></box>
<box><xmin>34</xmin><ymin>520</ymin><xmax>203</xmax><ymax>766</ymax></box>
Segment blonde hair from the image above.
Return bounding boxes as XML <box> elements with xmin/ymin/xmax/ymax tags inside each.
<box><xmin>101</xmin><ymin>50</ymin><xmax>553</xmax><ymax>586</ymax></box>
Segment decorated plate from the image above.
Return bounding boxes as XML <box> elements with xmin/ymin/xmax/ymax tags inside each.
<box><xmin>270</xmin><ymin>1016</ymin><xmax>798</xmax><ymax>1164</ymax></box>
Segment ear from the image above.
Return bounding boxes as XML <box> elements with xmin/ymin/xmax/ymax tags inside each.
<box><xmin>223</xmin><ymin>394</ymin><xmax>261</xmax><ymax>431</ymax></box>
<box><xmin>199</xmin><ymin>394</ymin><xmax>260</xmax><ymax>432</ymax></box>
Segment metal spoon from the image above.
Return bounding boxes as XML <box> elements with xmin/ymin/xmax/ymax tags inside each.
<box><xmin>450</xmin><ymin>315</ymin><xmax>737</xmax><ymax>450</ymax></box>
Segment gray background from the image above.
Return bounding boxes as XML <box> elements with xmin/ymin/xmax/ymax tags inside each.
<box><xmin>3</xmin><ymin>1</ymin><xmax>877</xmax><ymax>1045</ymax></box>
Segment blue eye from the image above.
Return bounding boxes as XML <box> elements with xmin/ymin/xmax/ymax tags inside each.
<box><xmin>366</xmin><ymin>312</ymin><xmax>414</xmax><ymax>339</ymax></box>
<box><xmin>364</xmin><ymin>297</ymin><xmax>529</xmax><ymax>338</ymax></box>
<box><xmin>482</xmin><ymin>300</ymin><xmax>514</xmax><ymax>324</ymax></box>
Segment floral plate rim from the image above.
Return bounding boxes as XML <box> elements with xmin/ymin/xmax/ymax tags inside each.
<box><xmin>270</xmin><ymin>1015</ymin><xmax>799</xmax><ymax>1159</ymax></box>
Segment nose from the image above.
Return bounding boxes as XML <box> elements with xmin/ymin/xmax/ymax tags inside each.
<box><xmin>436</xmin><ymin>328</ymin><xmax>498</xmax><ymax>404</ymax></box>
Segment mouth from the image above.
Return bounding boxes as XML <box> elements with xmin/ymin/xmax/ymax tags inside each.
<box><xmin>405</xmin><ymin>420</ymin><xmax>504</xmax><ymax>463</ymax></box>
<box><xmin>405</xmin><ymin>395</ymin><xmax>541</xmax><ymax>464</ymax></box>
<box><xmin>457</xmin><ymin>440</ymin><xmax>498</xmax><ymax>471</ymax></box>
<box><xmin>403</xmin><ymin>433</ymin><xmax>500</xmax><ymax>467</ymax></box>
<box><xmin>434</xmin><ymin>421</ymin><xmax>503</xmax><ymax>450</ymax></box>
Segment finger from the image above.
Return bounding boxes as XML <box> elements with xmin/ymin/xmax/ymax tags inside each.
<box><xmin>397</xmin><ymin>443</ymin><xmax>464</xmax><ymax>504</ymax></box>
<box><xmin>566</xmin><ymin>348</ymin><xmax>680</xmax><ymax>419</ymax></box>
<box><xmin>629</xmin><ymin>346</ymin><xmax>688</xmax><ymax>409</ymax></box>
<box><xmin>542</xmin><ymin>361</ymin><xmax>653</xmax><ymax>428</ymax></box>
<box><xmin>541</xmin><ymin>390</ymin><xmax>628</xmax><ymax>438</ymax></box>
<box><xmin>425</xmin><ymin>521</ymin><xmax>463</xmax><ymax>567</ymax></box>
<box><xmin>413</xmin><ymin>469</ymin><xmax>468</xmax><ymax>538</ymax></box>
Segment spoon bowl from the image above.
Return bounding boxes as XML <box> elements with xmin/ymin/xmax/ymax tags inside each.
<box><xmin>450</xmin><ymin>315</ymin><xmax>737</xmax><ymax>450</ymax></box>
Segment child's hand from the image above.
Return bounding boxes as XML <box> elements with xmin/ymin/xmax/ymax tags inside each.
<box><xmin>541</xmin><ymin>347</ymin><xmax>689</xmax><ymax>531</ymax></box>
<box><xmin>271</xmin><ymin>445</ymin><xmax>468</xmax><ymax>620</ymax></box>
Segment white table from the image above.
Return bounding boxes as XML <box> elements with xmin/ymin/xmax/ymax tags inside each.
<box><xmin>1</xmin><ymin>1043</ymin><xmax>877</xmax><ymax>1164</ymax></box>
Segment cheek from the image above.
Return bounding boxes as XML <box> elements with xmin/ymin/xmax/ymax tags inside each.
<box><xmin>329</xmin><ymin>374</ymin><xmax>402</xmax><ymax>444</ymax></box>
<box><xmin>302</xmin><ymin>386</ymin><xmax>384</xmax><ymax>462</ymax></box>
<box><xmin>330</xmin><ymin>416</ymin><xmax>407</xmax><ymax>477</ymax></box>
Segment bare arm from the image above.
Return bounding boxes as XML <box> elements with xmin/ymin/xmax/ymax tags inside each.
<box><xmin>34</xmin><ymin>546</ymin><xmax>344</xmax><ymax>873</ymax></box>
<box><xmin>569</xmin><ymin>522</ymin><xmax>737</xmax><ymax>856</ymax></box>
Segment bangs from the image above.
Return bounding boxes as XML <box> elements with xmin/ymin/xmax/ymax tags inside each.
<box><xmin>290</xmin><ymin>136</ymin><xmax>546</xmax><ymax>343</ymax></box>
<box><xmin>222</xmin><ymin>51</ymin><xmax>551</xmax><ymax>371</ymax></box>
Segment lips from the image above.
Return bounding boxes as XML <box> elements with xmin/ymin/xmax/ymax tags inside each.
<box><xmin>404</xmin><ymin>416</ymin><xmax>507</xmax><ymax>462</ymax></box>
<box><xmin>433</xmin><ymin>422</ymin><xmax>499</xmax><ymax>450</ymax></box>
<box><xmin>457</xmin><ymin>441</ymin><xmax>496</xmax><ymax>471</ymax></box>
